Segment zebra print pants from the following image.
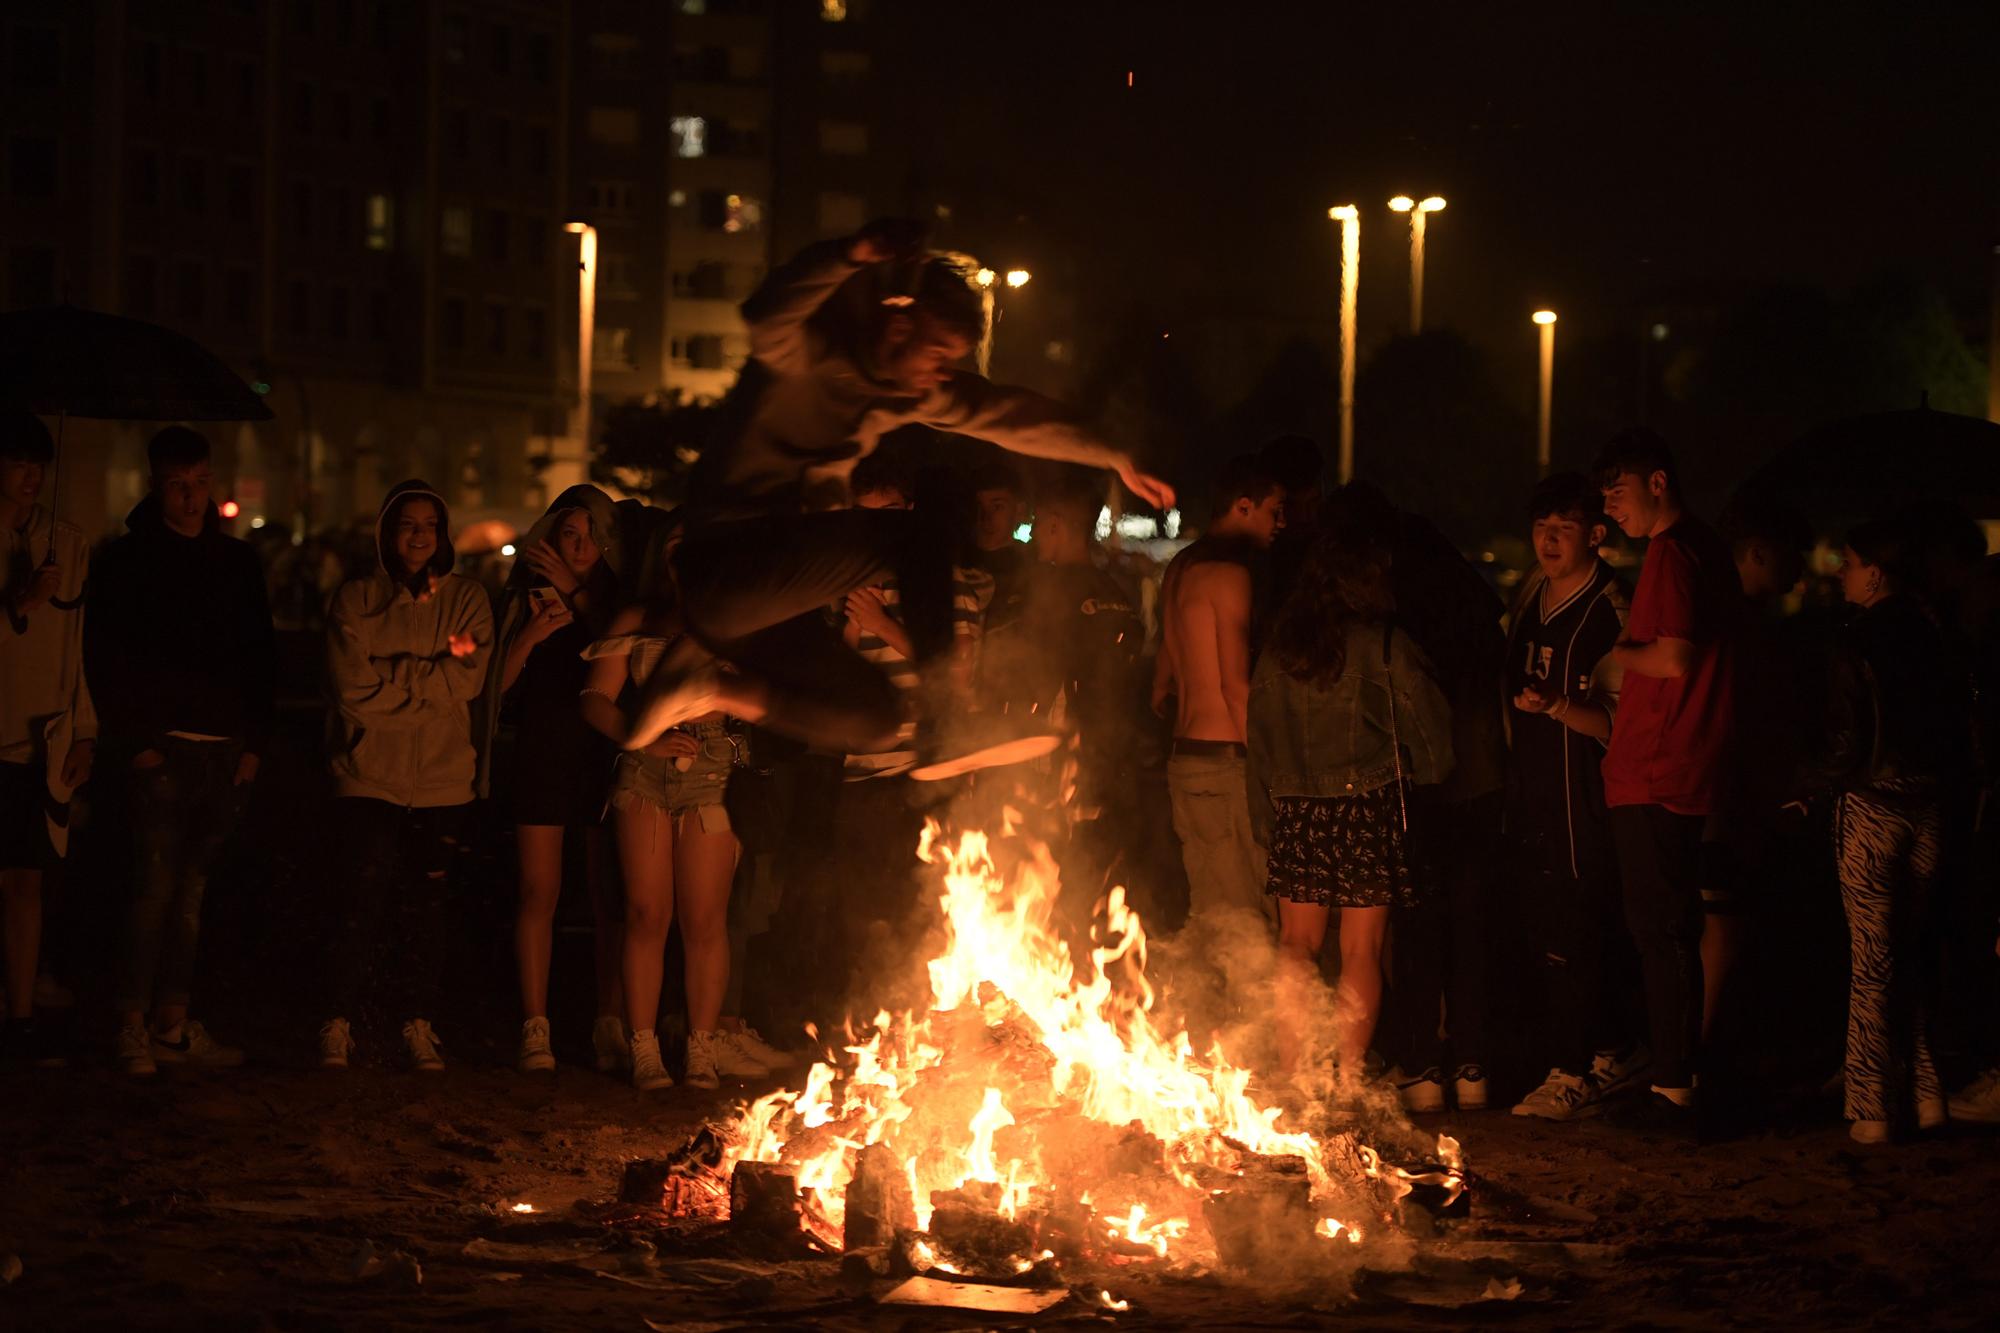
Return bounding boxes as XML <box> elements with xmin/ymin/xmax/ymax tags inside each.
<box><xmin>1835</xmin><ymin>784</ymin><xmax>1943</xmax><ymax>1124</ymax></box>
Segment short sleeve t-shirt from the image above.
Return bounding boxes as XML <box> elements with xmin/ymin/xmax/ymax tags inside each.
<box><xmin>1601</xmin><ymin>519</ymin><xmax>1738</xmax><ymax>815</ymax></box>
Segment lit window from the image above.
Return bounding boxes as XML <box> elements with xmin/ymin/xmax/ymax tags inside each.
<box><xmin>587</xmin><ymin>106</ymin><xmax>639</xmax><ymax>146</ymax></box>
<box><xmin>721</xmin><ymin>193</ymin><xmax>762</xmax><ymax>234</ymax></box>
<box><xmin>365</xmin><ymin>193</ymin><xmax>393</xmax><ymax>250</ymax></box>
<box><xmin>817</xmin><ymin>191</ymin><xmax>864</xmax><ymax>234</ymax></box>
<box><xmin>821</xmin><ymin>0</ymin><xmax>847</xmax><ymax>20</ymax></box>
<box><xmin>440</xmin><ymin>206</ymin><xmax>471</xmax><ymax>257</ymax></box>
<box><xmin>593</xmin><ymin>325</ymin><xmax>634</xmax><ymax>370</ymax></box>
<box><xmin>818</xmin><ymin>121</ymin><xmax>866</xmax><ymax>155</ymax></box>
<box><xmin>670</xmin><ymin>115</ymin><xmax>706</xmax><ymax>159</ymax></box>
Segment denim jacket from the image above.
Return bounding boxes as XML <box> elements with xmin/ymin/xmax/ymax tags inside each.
<box><xmin>1246</xmin><ymin>622</ymin><xmax>1456</xmax><ymax>844</ymax></box>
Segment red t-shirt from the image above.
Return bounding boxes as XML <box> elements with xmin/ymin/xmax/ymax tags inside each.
<box><xmin>1601</xmin><ymin>519</ymin><xmax>1737</xmax><ymax>815</ymax></box>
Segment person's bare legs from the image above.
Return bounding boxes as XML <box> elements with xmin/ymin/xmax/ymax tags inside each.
<box><xmin>585</xmin><ymin>829</ymin><xmax>624</xmax><ymax>1022</ymax></box>
<box><xmin>1</xmin><ymin>869</ymin><xmax>41</xmax><ymax>1020</ymax></box>
<box><xmin>675</xmin><ymin>819</ymin><xmax>740</xmax><ymax>1035</ymax></box>
<box><xmin>1275</xmin><ymin>898</ymin><xmax>1332</xmax><ymax>1075</ymax></box>
<box><xmin>514</xmin><ymin>825</ymin><xmax>564</xmax><ymax>1019</ymax></box>
<box><xmin>618</xmin><ymin>804</ymin><xmax>676</xmax><ymax>1038</ymax></box>
<box><xmin>1334</xmin><ymin>906</ymin><xmax>1391</xmax><ymax>1076</ymax></box>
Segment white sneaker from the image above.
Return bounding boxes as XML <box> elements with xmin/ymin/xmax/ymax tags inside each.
<box><xmin>1512</xmin><ymin>1068</ymin><xmax>1603</xmax><ymax>1121</ymax></box>
<box><xmin>402</xmin><ymin>1019</ymin><xmax>445</xmax><ymax>1073</ymax></box>
<box><xmin>593</xmin><ymin>1015</ymin><xmax>629</xmax><ymax>1074</ymax></box>
<box><xmin>685</xmin><ymin>1030</ymin><xmax>724</xmax><ymax>1089</ymax></box>
<box><xmin>518</xmin><ymin>1017</ymin><xmax>556</xmax><ymax>1073</ymax></box>
<box><xmin>630</xmin><ymin>1028</ymin><xmax>674</xmax><ymax>1091</ymax></box>
<box><xmin>152</xmin><ymin>1020</ymin><xmax>244</xmax><ymax>1068</ymax></box>
<box><xmin>720</xmin><ymin>1026</ymin><xmax>797</xmax><ymax>1073</ymax></box>
<box><xmin>1453</xmin><ymin>1064</ymin><xmax>1489</xmax><ymax>1110</ymax></box>
<box><xmin>319</xmin><ymin>1018</ymin><xmax>355</xmax><ymax>1069</ymax></box>
<box><xmin>1948</xmin><ymin>1067</ymin><xmax>2000</xmax><ymax>1124</ymax></box>
<box><xmin>118</xmin><ymin>1022</ymin><xmax>157</xmax><ymax>1077</ymax></box>
<box><xmin>1590</xmin><ymin>1044</ymin><xmax>1651</xmax><ymax>1099</ymax></box>
<box><xmin>1387</xmin><ymin>1065</ymin><xmax>1446</xmax><ymax>1112</ymax></box>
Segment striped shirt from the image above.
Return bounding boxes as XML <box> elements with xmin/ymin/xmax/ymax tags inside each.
<box><xmin>842</xmin><ymin>567</ymin><xmax>989</xmax><ymax>779</ymax></box>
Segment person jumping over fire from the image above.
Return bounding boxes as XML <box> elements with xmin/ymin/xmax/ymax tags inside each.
<box><xmin>619</xmin><ymin>218</ymin><xmax>1174</xmax><ymax>781</ymax></box>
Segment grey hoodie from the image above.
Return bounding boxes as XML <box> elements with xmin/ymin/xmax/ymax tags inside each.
<box><xmin>326</xmin><ymin>480</ymin><xmax>494</xmax><ymax>808</ymax></box>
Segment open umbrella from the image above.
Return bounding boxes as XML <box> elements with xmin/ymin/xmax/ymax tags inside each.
<box><xmin>1740</xmin><ymin>405</ymin><xmax>2000</xmax><ymax>531</ymax></box>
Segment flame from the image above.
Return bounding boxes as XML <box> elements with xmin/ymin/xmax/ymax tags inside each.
<box><xmin>1098</xmin><ymin>1289</ymin><xmax>1131</xmax><ymax>1311</ymax></box>
<box><xmin>509</xmin><ymin>1202</ymin><xmax>535</xmax><ymax>1214</ymax></box>
<box><xmin>713</xmin><ymin>825</ymin><xmax>1449</xmax><ymax>1259</ymax></box>
<box><xmin>1316</xmin><ymin>1216</ymin><xmax>1364</xmax><ymax>1244</ymax></box>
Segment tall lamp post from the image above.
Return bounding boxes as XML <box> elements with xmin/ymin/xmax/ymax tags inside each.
<box><xmin>1329</xmin><ymin>205</ymin><xmax>1360</xmax><ymax>482</ymax></box>
<box><xmin>1533</xmin><ymin>309</ymin><xmax>1557</xmax><ymax>474</ymax></box>
<box><xmin>1387</xmin><ymin>195</ymin><xmax>1446</xmax><ymax>332</ymax></box>
<box><xmin>564</xmin><ymin>222</ymin><xmax>598</xmax><ymax>477</ymax></box>
<box><xmin>973</xmin><ymin>266</ymin><xmax>1031</xmax><ymax>376</ymax></box>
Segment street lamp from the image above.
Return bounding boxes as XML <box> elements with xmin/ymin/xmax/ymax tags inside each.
<box><xmin>973</xmin><ymin>265</ymin><xmax>1031</xmax><ymax>375</ymax></box>
<box><xmin>1329</xmin><ymin>205</ymin><xmax>1360</xmax><ymax>482</ymax></box>
<box><xmin>1532</xmin><ymin>309</ymin><xmax>1557</xmax><ymax>474</ymax></box>
<box><xmin>564</xmin><ymin>222</ymin><xmax>597</xmax><ymax>475</ymax></box>
<box><xmin>1388</xmin><ymin>194</ymin><xmax>1445</xmax><ymax>332</ymax></box>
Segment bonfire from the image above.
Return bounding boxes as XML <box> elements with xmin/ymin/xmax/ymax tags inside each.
<box><xmin>647</xmin><ymin>825</ymin><xmax>1464</xmax><ymax>1280</ymax></box>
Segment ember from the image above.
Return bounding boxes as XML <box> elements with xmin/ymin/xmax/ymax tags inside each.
<box><xmin>685</xmin><ymin>827</ymin><xmax>1463</xmax><ymax>1274</ymax></box>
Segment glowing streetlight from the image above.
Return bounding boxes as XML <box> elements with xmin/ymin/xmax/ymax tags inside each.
<box><xmin>1532</xmin><ymin>309</ymin><xmax>1557</xmax><ymax>474</ymax></box>
<box><xmin>974</xmin><ymin>266</ymin><xmax>1032</xmax><ymax>375</ymax></box>
<box><xmin>1005</xmin><ymin>268</ymin><xmax>1031</xmax><ymax>289</ymax></box>
<box><xmin>565</xmin><ymin>222</ymin><xmax>597</xmax><ymax>463</ymax></box>
<box><xmin>1329</xmin><ymin>205</ymin><xmax>1360</xmax><ymax>482</ymax></box>
<box><xmin>1389</xmin><ymin>195</ymin><xmax>1446</xmax><ymax>332</ymax></box>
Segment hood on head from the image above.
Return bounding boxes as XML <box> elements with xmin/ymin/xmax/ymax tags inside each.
<box><xmin>509</xmin><ymin>484</ymin><xmax>622</xmax><ymax>590</ymax></box>
<box><xmin>374</xmin><ymin>479</ymin><xmax>455</xmax><ymax>581</ymax></box>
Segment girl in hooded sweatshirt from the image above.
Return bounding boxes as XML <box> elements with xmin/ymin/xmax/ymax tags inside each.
<box><xmin>317</xmin><ymin>481</ymin><xmax>492</xmax><ymax>1073</ymax></box>
<box><xmin>581</xmin><ymin>520</ymin><xmax>789</xmax><ymax>1092</ymax></box>
<box><xmin>482</xmin><ymin>487</ymin><xmax>626</xmax><ymax>1075</ymax></box>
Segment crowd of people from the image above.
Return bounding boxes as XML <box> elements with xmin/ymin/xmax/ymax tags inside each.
<box><xmin>4</xmin><ymin>218</ymin><xmax>1999</xmax><ymax>1152</ymax></box>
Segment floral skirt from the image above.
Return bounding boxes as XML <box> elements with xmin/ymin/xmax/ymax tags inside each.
<box><xmin>1266</xmin><ymin>785</ymin><xmax>1425</xmax><ymax>908</ymax></box>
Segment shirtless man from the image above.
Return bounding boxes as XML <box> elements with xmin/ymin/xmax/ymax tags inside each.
<box><xmin>1153</xmin><ymin>455</ymin><xmax>1285</xmax><ymax>922</ymax></box>
<box><xmin>624</xmin><ymin>219</ymin><xmax>1173</xmax><ymax>779</ymax></box>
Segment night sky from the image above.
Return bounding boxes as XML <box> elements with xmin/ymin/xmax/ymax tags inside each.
<box><xmin>899</xmin><ymin>0</ymin><xmax>2000</xmax><ymax>360</ymax></box>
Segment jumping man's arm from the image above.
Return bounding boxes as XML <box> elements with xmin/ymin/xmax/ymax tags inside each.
<box><xmin>740</xmin><ymin>240</ymin><xmax>862</xmax><ymax>375</ymax></box>
<box><xmin>920</xmin><ymin>373</ymin><xmax>1175</xmax><ymax>509</ymax></box>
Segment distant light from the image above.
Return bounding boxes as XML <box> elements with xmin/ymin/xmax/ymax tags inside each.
<box><xmin>1388</xmin><ymin>195</ymin><xmax>1415</xmax><ymax>213</ymax></box>
<box><xmin>1114</xmin><ymin>513</ymin><xmax>1159</xmax><ymax>541</ymax></box>
<box><xmin>1005</xmin><ymin>268</ymin><xmax>1031</xmax><ymax>289</ymax></box>
<box><xmin>564</xmin><ymin>221</ymin><xmax>589</xmax><ymax>235</ymax></box>
<box><xmin>1126</xmin><ymin>70</ymin><xmax>1133</xmax><ymax>88</ymax></box>
<box><xmin>1329</xmin><ymin>204</ymin><xmax>1358</xmax><ymax>221</ymax></box>
<box><xmin>1650</xmin><ymin>322</ymin><xmax>1670</xmax><ymax>341</ymax></box>
<box><xmin>1418</xmin><ymin>195</ymin><xmax>1447</xmax><ymax>212</ymax></box>
<box><xmin>1094</xmin><ymin>505</ymin><xmax>1112</xmax><ymax>542</ymax></box>
<box><xmin>821</xmin><ymin>0</ymin><xmax>847</xmax><ymax>18</ymax></box>
<box><xmin>1532</xmin><ymin>309</ymin><xmax>1558</xmax><ymax>325</ymax></box>
<box><xmin>249</xmin><ymin>515</ymin><xmax>265</xmax><ymax>529</ymax></box>
<box><xmin>251</xmin><ymin>380</ymin><xmax>271</xmax><ymax>395</ymax></box>
<box><xmin>501</xmin><ymin>543</ymin><xmax>516</xmax><ymax>556</ymax></box>
<box><xmin>1161</xmin><ymin>331</ymin><xmax>1169</xmax><ymax>339</ymax></box>
<box><xmin>1164</xmin><ymin>507</ymin><xmax>1181</xmax><ymax>539</ymax></box>
<box><xmin>1012</xmin><ymin>521</ymin><xmax>1033</xmax><ymax>543</ymax></box>
<box><xmin>668</xmin><ymin>190</ymin><xmax>687</xmax><ymax>208</ymax></box>
<box><xmin>219</xmin><ymin>499</ymin><xmax>241</xmax><ymax>519</ymax></box>
<box><xmin>975</xmin><ymin>267</ymin><xmax>996</xmax><ymax>288</ymax></box>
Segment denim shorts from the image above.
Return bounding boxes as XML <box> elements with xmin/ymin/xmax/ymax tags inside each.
<box><xmin>609</xmin><ymin>721</ymin><xmax>737</xmax><ymax>831</ymax></box>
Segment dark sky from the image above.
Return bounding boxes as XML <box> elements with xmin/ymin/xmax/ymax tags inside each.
<box><xmin>891</xmin><ymin>0</ymin><xmax>2000</xmax><ymax>359</ymax></box>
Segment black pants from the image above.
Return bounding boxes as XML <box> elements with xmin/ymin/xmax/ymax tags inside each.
<box><xmin>120</xmin><ymin>738</ymin><xmax>247</xmax><ymax>1014</ymax></box>
<box><xmin>1613</xmin><ymin>803</ymin><xmax>1706</xmax><ymax>1090</ymax></box>
<box><xmin>1385</xmin><ymin>793</ymin><xmax>1497</xmax><ymax>1072</ymax></box>
<box><xmin>1518</xmin><ymin>834</ymin><xmax>1629</xmax><ymax>1075</ymax></box>
<box><xmin>674</xmin><ymin>509</ymin><xmax>953</xmax><ymax>755</ymax></box>
<box><xmin>326</xmin><ymin>798</ymin><xmax>468</xmax><ymax>1029</ymax></box>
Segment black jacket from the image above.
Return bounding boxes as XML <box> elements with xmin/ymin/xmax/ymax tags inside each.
<box><xmin>84</xmin><ymin>495</ymin><xmax>276</xmax><ymax>755</ymax></box>
<box><xmin>1800</xmin><ymin>594</ymin><xmax>1971</xmax><ymax>800</ymax></box>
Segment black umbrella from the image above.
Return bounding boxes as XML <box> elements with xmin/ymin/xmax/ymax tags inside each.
<box><xmin>0</xmin><ymin>304</ymin><xmax>273</xmax><ymax>560</ymax></box>
<box><xmin>1740</xmin><ymin>405</ymin><xmax>2000</xmax><ymax>530</ymax></box>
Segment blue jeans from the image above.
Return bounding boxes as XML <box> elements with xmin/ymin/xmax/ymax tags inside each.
<box><xmin>120</xmin><ymin>737</ymin><xmax>245</xmax><ymax>1014</ymax></box>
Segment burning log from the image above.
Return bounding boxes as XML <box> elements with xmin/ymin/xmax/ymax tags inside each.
<box><xmin>928</xmin><ymin>1183</ymin><xmax>1036</xmax><ymax>1276</ymax></box>
<box><xmin>844</xmin><ymin>1143</ymin><xmax>917</xmax><ymax>1251</ymax></box>
<box><xmin>1200</xmin><ymin>1154</ymin><xmax>1313</xmax><ymax>1270</ymax></box>
<box><xmin>729</xmin><ymin>1161</ymin><xmax>805</xmax><ymax>1250</ymax></box>
<box><xmin>618</xmin><ymin>1158</ymin><xmax>674</xmax><ymax>1207</ymax></box>
<box><xmin>620</xmin><ymin>1124</ymin><xmax>730</xmax><ymax>1215</ymax></box>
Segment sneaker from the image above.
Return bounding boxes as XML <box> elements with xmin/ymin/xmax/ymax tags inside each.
<box><xmin>685</xmin><ymin>1030</ymin><xmax>722</xmax><ymax>1089</ymax></box>
<box><xmin>1512</xmin><ymin>1068</ymin><xmax>1603</xmax><ymax>1121</ymax></box>
<box><xmin>1947</xmin><ymin>1067</ymin><xmax>2000</xmax><ymax>1124</ymax></box>
<box><xmin>630</xmin><ymin>1028</ymin><xmax>674</xmax><ymax>1091</ymax></box>
<box><xmin>118</xmin><ymin>1022</ymin><xmax>158</xmax><ymax>1077</ymax></box>
<box><xmin>1590</xmin><ymin>1044</ymin><xmax>1651</xmax><ymax>1099</ymax></box>
<box><xmin>1850</xmin><ymin>1118</ymin><xmax>1892</xmax><ymax>1145</ymax></box>
<box><xmin>1453</xmin><ymin>1064</ymin><xmax>1489</xmax><ymax>1110</ymax></box>
<box><xmin>0</xmin><ymin>1017</ymin><xmax>66</xmax><ymax>1069</ymax></box>
<box><xmin>151</xmin><ymin>1020</ymin><xmax>244</xmax><ymax>1068</ymax></box>
<box><xmin>402</xmin><ymin>1019</ymin><xmax>445</xmax><ymax>1073</ymax></box>
<box><xmin>721</xmin><ymin>1026</ymin><xmax>798</xmax><ymax>1073</ymax></box>
<box><xmin>319</xmin><ymin>1018</ymin><xmax>355</xmax><ymax>1070</ymax></box>
<box><xmin>517</xmin><ymin>1017</ymin><xmax>556</xmax><ymax>1073</ymax></box>
<box><xmin>593</xmin><ymin>1015</ymin><xmax>630</xmax><ymax>1074</ymax></box>
<box><xmin>1387</xmin><ymin>1064</ymin><xmax>1446</xmax><ymax>1113</ymax></box>
<box><xmin>624</xmin><ymin>640</ymin><xmax>724</xmax><ymax>752</ymax></box>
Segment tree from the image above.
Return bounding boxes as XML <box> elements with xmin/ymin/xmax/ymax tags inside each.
<box><xmin>592</xmin><ymin>391</ymin><xmax>719</xmax><ymax>503</ymax></box>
